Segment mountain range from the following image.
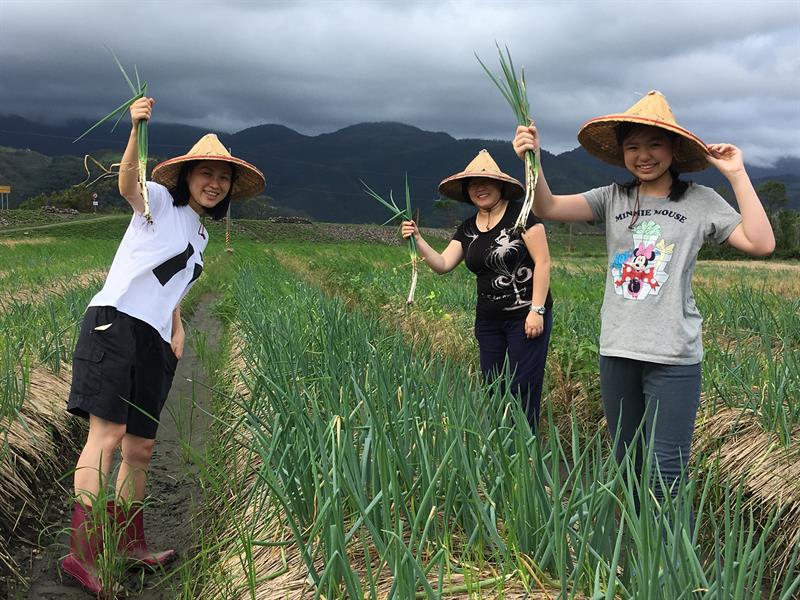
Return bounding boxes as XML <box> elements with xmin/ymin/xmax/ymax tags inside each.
<box><xmin>1</xmin><ymin>115</ymin><xmax>798</xmax><ymax>224</ymax></box>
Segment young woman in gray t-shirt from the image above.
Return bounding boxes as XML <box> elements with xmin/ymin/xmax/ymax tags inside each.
<box><xmin>511</xmin><ymin>90</ymin><xmax>774</xmax><ymax>507</ymax></box>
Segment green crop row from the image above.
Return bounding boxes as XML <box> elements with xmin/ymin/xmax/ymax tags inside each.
<box><xmin>269</xmin><ymin>241</ymin><xmax>799</xmax><ymax>444</ymax></box>
<box><xmin>205</xmin><ymin>253</ymin><xmax>799</xmax><ymax>599</ymax></box>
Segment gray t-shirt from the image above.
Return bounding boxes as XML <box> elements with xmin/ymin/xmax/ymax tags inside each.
<box><xmin>584</xmin><ymin>183</ymin><xmax>741</xmax><ymax>365</ymax></box>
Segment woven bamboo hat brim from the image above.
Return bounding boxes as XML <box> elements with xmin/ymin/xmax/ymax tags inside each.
<box><xmin>152</xmin><ymin>133</ymin><xmax>265</xmax><ymax>200</ymax></box>
<box><xmin>438</xmin><ymin>149</ymin><xmax>524</xmax><ymax>203</ymax></box>
<box><xmin>577</xmin><ymin>90</ymin><xmax>710</xmax><ymax>173</ymax></box>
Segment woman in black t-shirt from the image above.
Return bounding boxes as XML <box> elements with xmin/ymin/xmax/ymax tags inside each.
<box><xmin>402</xmin><ymin>149</ymin><xmax>553</xmax><ymax>428</ymax></box>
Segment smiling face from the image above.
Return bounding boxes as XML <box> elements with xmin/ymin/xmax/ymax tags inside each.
<box><xmin>186</xmin><ymin>160</ymin><xmax>233</xmax><ymax>213</ymax></box>
<box><xmin>466</xmin><ymin>177</ymin><xmax>503</xmax><ymax>210</ymax></box>
<box><xmin>630</xmin><ymin>254</ymin><xmax>649</xmax><ymax>270</ymax></box>
<box><xmin>621</xmin><ymin>126</ymin><xmax>677</xmax><ymax>189</ymax></box>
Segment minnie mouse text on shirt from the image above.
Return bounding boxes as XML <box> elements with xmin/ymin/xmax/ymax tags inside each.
<box><xmin>614</xmin><ymin>209</ymin><xmax>687</xmax><ymax>223</ymax></box>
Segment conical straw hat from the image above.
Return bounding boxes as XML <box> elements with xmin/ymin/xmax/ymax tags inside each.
<box><xmin>152</xmin><ymin>133</ymin><xmax>265</xmax><ymax>200</ymax></box>
<box><xmin>438</xmin><ymin>149</ymin><xmax>524</xmax><ymax>203</ymax></box>
<box><xmin>577</xmin><ymin>91</ymin><xmax>709</xmax><ymax>173</ymax></box>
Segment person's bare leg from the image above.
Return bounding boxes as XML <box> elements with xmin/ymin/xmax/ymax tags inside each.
<box><xmin>63</xmin><ymin>415</ymin><xmax>126</xmax><ymax>593</ymax></box>
<box><xmin>114</xmin><ymin>433</ymin><xmax>174</xmax><ymax>565</ymax></box>
<box><xmin>73</xmin><ymin>415</ymin><xmax>127</xmax><ymax>504</ymax></box>
<box><xmin>116</xmin><ymin>433</ymin><xmax>155</xmax><ymax>503</ymax></box>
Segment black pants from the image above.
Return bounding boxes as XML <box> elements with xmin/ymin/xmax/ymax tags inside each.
<box><xmin>474</xmin><ymin>313</ymin><xmax>553</xmax><ymax>429</ymax></box>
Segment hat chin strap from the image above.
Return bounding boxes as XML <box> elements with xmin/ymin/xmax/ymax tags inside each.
<box><xmin>478</xmin><ymin>197</ymin><xmax>504</xmax><ymax>215</ymax></box>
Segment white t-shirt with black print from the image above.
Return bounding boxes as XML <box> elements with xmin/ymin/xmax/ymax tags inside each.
<box><xmin>584</xmin><ymin>183</ymin><xmax>741</xmax><ymax>365</ymax></box>
<box><xmin>90</xmin><ymin>182</ymin><xmax>208</xmax><ymax>343</ymax></box>
<box><xmin>453</xmin><ymin>201</ymin><xmax>553</xmax><ymax>321</ymax></box>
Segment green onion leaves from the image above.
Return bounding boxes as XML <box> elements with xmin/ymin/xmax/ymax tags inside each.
<box><xmin>477</xmin><ymin>44</ymin><xmax>539</xmax><ymax>234</ymax></box>
<box><xmin>74</xmin><ymin>50</ymin><xmax>152</xmax><ymax>224</ymax></box>
<box><xmin>362</xmin><ymin>176</ymin><xmax>419</xmax><ymax>305</ymax></box>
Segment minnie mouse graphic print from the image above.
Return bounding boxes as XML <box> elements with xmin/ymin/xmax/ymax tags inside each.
<box><xmin>454</xmin><ymin>201</ymin><xmax>553</xmax><ymax>320</ymax></box>
<box><xmin>612</xmin><ymin>222</ymin><xmax>674</xmax><ymax>300</ymax></box>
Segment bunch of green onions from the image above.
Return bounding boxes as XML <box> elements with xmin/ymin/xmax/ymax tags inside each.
<box><xmin>477</xmin><ymin>44</ymin><xmax>539</xmax><ymax>234</ymax></box>
<box><xmin>362</xmin><ymin>176</ymin><xmax>419</xmax><ymax>305</ymax></box>
<box><xmin>74</xmin><ymin>52</ymin><xmax>151</xmax><ymax>224</ymax></box>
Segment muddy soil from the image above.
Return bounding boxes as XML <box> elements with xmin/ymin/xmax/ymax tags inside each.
<box><xmin>6</xmin><ymin>295</ymin><xmax>222</xmax><ymax>599</ymax></box>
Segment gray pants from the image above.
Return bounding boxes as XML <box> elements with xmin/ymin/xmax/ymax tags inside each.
<box><xmin>599</xmin><ymin>356</ymin><xmax>701</xmax><ymax>504</ymax></box>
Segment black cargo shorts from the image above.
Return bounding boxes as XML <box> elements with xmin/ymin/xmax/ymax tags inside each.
<box><xmin>67</xmin><ymin>306</ymin><xmax>179</xmax><ymax>439</ymax></box>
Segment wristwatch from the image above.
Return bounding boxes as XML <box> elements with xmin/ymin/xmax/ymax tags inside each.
<box><xmin>529</xmin><ymin>305</ymin><xmax>546</xmax><ymax>315</ymax></box>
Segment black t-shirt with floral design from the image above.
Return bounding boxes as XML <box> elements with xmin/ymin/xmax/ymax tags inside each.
<box><xmin>453</xmin><ymin>201</ymin><xmax>553</xmax><ymax>321</ymax></box>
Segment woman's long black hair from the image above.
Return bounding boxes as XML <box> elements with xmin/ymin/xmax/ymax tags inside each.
<box><xmin>169</xmin><ymin>160</ymin><xmax>236</xmax><ymax>220</ymax></box>
<box><xmin>615</xmin><ymin>122</ymin><xmax>690</xmax><ymax>202</ymax></box>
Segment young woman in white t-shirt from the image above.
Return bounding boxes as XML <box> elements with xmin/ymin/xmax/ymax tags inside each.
<box><xmin>61</xmin><ymin>97</ymin><xmax>265</xmax><ymax>594</ymax></box>
<box><xmin>511</xmin><ymin>91</ymin><xmax>774</xmax><ymax>511</ymax></box>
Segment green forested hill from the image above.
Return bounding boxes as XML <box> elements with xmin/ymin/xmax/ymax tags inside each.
<box><xmin>1</xmin><ymin>115</ymin><xmax>797</xmax><ymax>223</ymax></box>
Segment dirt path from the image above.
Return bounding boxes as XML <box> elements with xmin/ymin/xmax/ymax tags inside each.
<box><xmin>7</xmin><ymin>294</ymin><xmax>222</xmax><ymax>599</ymax></box>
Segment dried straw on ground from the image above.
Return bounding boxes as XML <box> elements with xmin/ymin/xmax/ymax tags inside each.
<box><xmin>0</xmin><ymin>364</ymin><xmax>81</xmax><ymax>576</ymax></box>
<box><xmin>0</xmin><ymin>365</ymin><xmax>78</xmax><ymax>529</ymax></box>
<box><xmin>693</xmin><ymin>406</ymin><xmax>800</xmax><ymax>566</ymax></box>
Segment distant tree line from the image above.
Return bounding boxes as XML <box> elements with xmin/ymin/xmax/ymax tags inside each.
<box><xmin>20</xmin><ymin>182</ymin><xmax>314</xmax><ymax>223</ymax></box>
<box><xmin>709</xmin><ymin>180</ymin><xmax>799</xmax><ymax>259</ymax></box>
<box><xmin>15</xmin><ymin>177</ymin><xmax>800</xmax><ymax>259</ymax></box>
<box><xmin>19</xmin><ymin>176</ymin><xmax>126</xmax><ymax>213</ymax></box>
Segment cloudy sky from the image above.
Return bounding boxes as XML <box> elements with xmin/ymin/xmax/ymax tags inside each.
<box><xmin>1</xmin><ymin>0</ymin><xmax>798</xmax><ymax>166</ymax></box>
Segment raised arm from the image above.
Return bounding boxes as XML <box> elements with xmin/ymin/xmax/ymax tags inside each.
<box><xmin>118</xmin><ymin>97</ymin><xmax>154</xmax><ymax>213</ymax></box>
<box><xmin>513</xmin><ymin>124</ymin><xmax>595</xmax><ymax>222</ymax></box>
<box><xmin>401</xmin><ymin>221</ymin><xmax>464</xmax><ymax>274</ymax></box>
<box><xmin>706</xmin><ymin>144</ymin><xmax>775</xmax><ymax>257</ymax></box>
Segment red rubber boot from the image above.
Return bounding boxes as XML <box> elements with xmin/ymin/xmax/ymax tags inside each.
<box><xmin>112</xmin><ymin>502</ymin><xmax>175</xmax><ymax>568</ymax></box>
<box><xmin>60</xmin><ymin>502</ymin><xmax>104</xmax><ymax>595</ymax></box>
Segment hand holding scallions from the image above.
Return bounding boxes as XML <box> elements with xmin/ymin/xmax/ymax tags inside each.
<box><xmin>401</xmin><ymin>220</ymin><xmax>420</xmax><ymax>241</ymax></box>
<box><xmin>118</xmin><ymin>96</ymin><xmax>154</xmax><ymax>216</ymax></box>
<box><xmin>130</xmin><ymin>96</ymin><xmax>153</xmax><ymax>128</ymax></box>
<box><xmin>477</xmin><ymin>46</ymin><xmax>538</xmax><ymax>233</ymax></box>
<box><xmin>512</xmin><ymin>123</ymin><xmax>541</xmax><ymax>161</ymax></box>
<box><xmin>361</xmin><ymin>178</ymin><xmax>419</xmax><ymax>305</ymax></box>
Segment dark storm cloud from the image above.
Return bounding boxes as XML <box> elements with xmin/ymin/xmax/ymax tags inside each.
<box><xmin>1</xmin><ymin>0</ymin><xmax>798</xmax><ymax>166</ymax></box>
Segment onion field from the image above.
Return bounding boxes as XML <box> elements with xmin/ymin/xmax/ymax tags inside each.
<box><xmin>1</xmin><ymin>214</ymin><xmax>798</xmax><ymax>599</ymax></box>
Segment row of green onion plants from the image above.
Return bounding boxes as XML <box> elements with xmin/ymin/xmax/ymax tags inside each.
<box><xmin>268</xmin><ymin>241</ymin><xmax>800</xmax><ymax>566</ymax></box>
<box><xmin>272</xmin><ymin>241</ymin><xmax>799</xmax><ymax>444</ymax></box>
<box><xmin>208</xmin><ymin>252</ymin><xmax>799</xmax><ymax>599</ymax></box>
<box><xmin>0</xmin><ymin>221</ymin><xmax>133</xmax><ymax>483</ymax></box>
<box><xmin>0</xmin><ymin>235</ymin><xmax>119</xmax><ymax>293</ymax></box>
